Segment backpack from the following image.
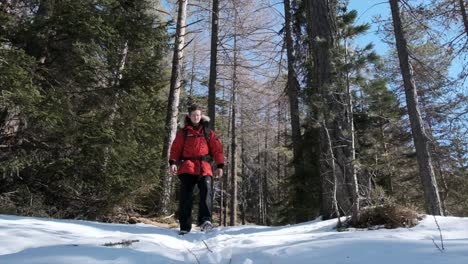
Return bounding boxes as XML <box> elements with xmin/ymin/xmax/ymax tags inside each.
<box><xmin>181</xmin><ymin>126</ymin><xmax>212</xmax><ymax>161</ymax></box>
<box><xmin>183</xmin><ymin>126</ymin><xmax>210</xmax><ymax>145</ymax></box>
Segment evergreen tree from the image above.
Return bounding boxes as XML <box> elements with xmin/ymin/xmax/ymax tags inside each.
<box><xmin>0</xmin><ymin>0</ymin><xmax>169</xmax><ymax>219</ymax></box>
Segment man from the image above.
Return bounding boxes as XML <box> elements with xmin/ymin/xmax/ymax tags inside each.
<box><xmin>169</xmin><ymin>104</ymin><xmax>224</xmax><ymax>235</ymax></box>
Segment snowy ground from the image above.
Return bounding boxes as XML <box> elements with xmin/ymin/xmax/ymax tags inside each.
<box><xmin>0</xmin><ymin>214</ymin><xmax>467</xmax><ymax>264</ymax></box>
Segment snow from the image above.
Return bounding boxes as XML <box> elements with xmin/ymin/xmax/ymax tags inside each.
<box><xmin>0</xmin><ymin>214</ymin><xmax>467</xmax><ymax>264</ymax></box>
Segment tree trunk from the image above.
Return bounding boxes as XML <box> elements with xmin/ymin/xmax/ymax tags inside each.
<box><xmin>257</xmin><ymin>137</ymin><xmax>262</xmax><ymax>225</ymax></box>
<box><xmin>103</xmin><ymin>41</ymin><xmax>129</xmax><ymax>172</ymax></box>
<box><xmin>305</xmin><ymin>0</ymin><xmax>351</xmax><ymax>219</ymax></box>
<box><xmin>276</xmin><ymin>100</ymin><xmax>282</xmax><ymax>200</ymax></box>
<box><xmin>26</xmin><ymin>0</ymin><xmax>52</xmax><ymax>64</ymax></box>
<box><xmin>263</xmin><ymin>110</ymin><xmax>270</xmax><ymax>225</ymax></box>
<box><xmin>222</xmin><ymin>85</ymin><xmax>232</xmax><ymax>227</ymax></box>
<box><xmin>389</xmin><ymin>0</ymin><xmax>443</xmax><ymax>215</ymax></box>
<box><xmin>229</xmin><ymin>20</ymin><xmax>238</xmax><ymax>225</ymax></box>
<box><xmin>285</xmin><ymin>0</ymin><xmax>312</xmax><ymax>222</ymax></box>
<box><xmin>283</xmin><ymin>0</ymin><xmax>303</xmax><ymax>190</ymax></box>
<box><xmin>459</xmin><ymin>0</ymin><xmax>468</xmax><ymax>36</ymax></box>
<box><xmin>159</xmin><ymin>0</ymin><xmax>188</xmax><ymax>215</ymax></box>
<box><xmin>344</xmin><ymin>39</ymin><xmax>360</xmax><ymax>225</ymax></box>
<box><xmin>380</xmin><ymin>123</ymin><xmax>394</xmax><ymax>194</ymax></box>
<box><xmin>188</xmin><ymin>40</ymin><xmax>197</xmax><ymax>101</ymax></box>
<box><xmin>207</xmin><ymin>0</ymin><xmax>219</xmax><ymax>129</ymax></box>
<box><xmin>240</xmin><ymin>104</ymin><xmax>247</xmax><ymax>225</ymax></box>
<box><xmin>322</xmin><ymin>121</ymin><xmax>341</xmax><ymax>227</ymax></box>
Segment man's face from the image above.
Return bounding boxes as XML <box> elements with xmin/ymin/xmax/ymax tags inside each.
<box><xmin>189</xmin><ymin>110</ymin><xmax>202</xmax><ymax>125</ymax></box>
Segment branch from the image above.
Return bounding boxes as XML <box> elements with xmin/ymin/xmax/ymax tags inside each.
<box><xmin>432</xmin><ymin>215</ymin><xmax>445</xmax><ymax>252</ymax></box>
<box><xmin>202</xmin><ymin>240</ymin><xmax>213</xmax><ymax>253</ymax></box>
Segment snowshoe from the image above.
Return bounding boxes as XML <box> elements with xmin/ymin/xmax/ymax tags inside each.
<box><xmin>200</xmin><ymin>221</ymin><xmax>213</xmax><ymax>232</ymax></box>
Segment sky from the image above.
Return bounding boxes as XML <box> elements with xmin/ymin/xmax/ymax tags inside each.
<box><xmin>0</xmin><ymin>214</ymin><xmax>467</xmax><ymax>263</ymax></box>
<box><xmin>348</xmin><ymin>0</ymin><xmax>390</xmax><ymax>55</ymax></box>
<box><xmin>160</xmin><ymin>0</ymin><xmax>464</xmax><ymax>81</ymax></box>
<box><xmin>348</xmin><ymin>0</ymin><xmax>464</xmax><ymax>80</ymax></box>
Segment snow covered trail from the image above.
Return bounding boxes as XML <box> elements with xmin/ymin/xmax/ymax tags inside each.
<box><xmin>0</xmin><ymin>214</ymin><xmax>467</xmax><ymax>264</ymax></box>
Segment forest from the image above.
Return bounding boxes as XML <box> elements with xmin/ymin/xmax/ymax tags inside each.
<box><xmin>0</xmin><ymin>0</ymin><xmax>466</xmax><ymax>227</ymax></box>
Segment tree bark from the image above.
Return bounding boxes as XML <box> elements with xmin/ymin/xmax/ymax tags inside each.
<box><xmin>283</xmin><ymin>0</ymin><xmax>303</xmax><ymax>193</ymax></box>
<box><xmin>276</xmin><ymin>100</ymin><xmax>282</xmax><ymax>197</ymax></box>
<box><xmin>27</xmin><ymin>0</ymin><xmax>52</xmax><ymax>64</ymax></box>
<box><xmin>103</xmin><ymin>41</ymin><xmax>128</xmax><ymax>172</ymax></box>
<box><xmin>285</xmin><ymin>0</ymin><xmax>311</xmax><ymax>222</ymax></box>
<box><xmin>344</xmin><ymin>39</ymin><xmax>360</xmax><ymax>225</ymax></box>
<box><xmin>222</xmin><ymin>84</ymin><xmax>231</xmax><ymax>227</ymax></box>
<box><xmin>188</xmin><ymin>40</ymin><xmax>197</xmax><ymax>101</ymax></box>
<box><xmin>305</xmin><ymin>0</ymin><xmax>352</xmax><ymax>219</ymax></box>
<box><xmin>257</xmin><ymin>136</ymin><xmax>263</xmax><ymax>225</ymax></box>
<box><xmin>263</xmin><ymin>108</ymin><xmax>270</xmax><ymax>225</ymax></box>
<box><xmin>207</xmin><ymin>0</ymin><xmax>219</xmax><ymax>129</ymax></box>
<box><xmin>240</xmin><ymin>104</ymin><xmax>247</xmax><ymax>225</ymax></box>
<box><xmin>459</xmin><ymin>0</ymin><xmax>468</xmax><ymax>36</ymax></box>
<box><xmin>159</xmin><ymin>0</ymin><xmax>188</xmax><ymax>214</ymax></box>
<box><xmin>322</xmin><ymin>121</ymin><xmax>341</xmax><ymax>227</ymax></box>
<box><xmin>229</xmin><ymin>16</ymin><xmax>238</xmax><ymax>225</ymax></box>
<box><xmin>389</xmin><ymin>0</ymin><xmax>443</xmax><ymax>215</ymax></box>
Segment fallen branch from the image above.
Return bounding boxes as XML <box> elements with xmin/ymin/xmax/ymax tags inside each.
<box><xmin>202</xmin><ymin>239</ymin><xmax>213</xmax><ymax>253</ymax></box>
<box><xmin>432</xmin><ymin>215</ymin><xmax>445</xmax><ymax>252</ymax></box>
<box><xmin>186</xmin><ymin>247</ymin><xmax>200</xmax><ymax>264</ymax></box>
<box><xmin>102</xmin><ymin>239</ymin><xmax>139</xmax><ymax>247</ymax></box>
<box><xmin>163</xmin><ymin>213</ymin><xmax>175</xmax><ymax>220</ymax></box>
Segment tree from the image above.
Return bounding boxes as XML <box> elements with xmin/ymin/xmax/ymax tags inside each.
<box><xmin>208</xmin><ymin>0</ymin><xmax>220</xmax><ymax>129</ymax></box>
<box><xmin>0</xmin><ymin>0</ymin><xmax>168</xmax><ymax>219</ymax></box>
<box><xmin>229</xmin><ymin>2</ymin><xmax>238</xmax><ymax>226</ymax></box>
<box><xmin>337</xmin><ymin>9</ymin><xmax>374</xmax><ymax>225</ymax></box>
<box><xmin>389</xmin><ymin>0</ymin><xmax>443</xmax><ymax>215</ymax></box>
<box><xmin>458</xmin><ymin>0</ymin><xmax>468</xmax><ymax>35</ymax></box>
<box><xmin>159</xmin><ymin>0</ymin><xmax>188</xmax><ymax>215</ymax></box>
<box><xmin>283</xmin><ymin>0</ymin><xmax>305</xmax><ymax>222</ymax></box>
<box><xmin>305</xmin><ymin>0</ymin><xmax>353</xmax><ymax>220</ymax></box>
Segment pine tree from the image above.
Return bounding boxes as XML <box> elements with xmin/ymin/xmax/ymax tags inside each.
<box><xmin>0</xmin><ymin>0</ymin><xmax>169</xmax><ymax>219</ymax></box>
<box><xmin>389</xmin><ymin>0</ymin><xmax>443</xmax><ymax>215</ymax></box>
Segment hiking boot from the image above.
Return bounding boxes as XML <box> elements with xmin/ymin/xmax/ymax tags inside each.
<box><xmin>179</xmin><ymin>230</ymin><xmax>189</xmax><ymax>235</ymax></box>
<box><xmin>200</xmin><ymin>221</ymin><xmax>213</xmax><ymax>232</ymax></box>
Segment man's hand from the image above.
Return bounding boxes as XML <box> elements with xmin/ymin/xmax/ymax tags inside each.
<box><xmin>214</xmin><ymin>168</ymin><xmax>223</xmax><ymax>178</ymax></box>
<box><xmin>170</xmin><ymin>164</ymin><xmax>178</xmax><ymax>176</ymax></box>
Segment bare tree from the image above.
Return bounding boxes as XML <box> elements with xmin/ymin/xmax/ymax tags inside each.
<box><xmin>343</xmin><ymin>38</ymin><xmax>360</xmax><ymax>225</ymax></box>
<box><xmin>208</xmin><ymin>0</ymin><xmax>220</xmax><ymax>129</ymax></box>
<box><xmin>389</xmin><ymin>0</ymin><xmax>443</xmax><ymax>215</ymax></box>
<box><xmin>459</xmin><ymin>0</ymin><xmax>468</xmax><ymax>36</ymax></box>
<box><xmin>229</xmin><ymin>6</ymin><xmax>238</xmax><ymax>225</ymax></box>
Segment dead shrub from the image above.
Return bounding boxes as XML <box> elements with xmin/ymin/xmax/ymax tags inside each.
<box><xmin>354</xmin><ymin>202</ymin><xmax>422</xmax><ymax>229</ymax></box>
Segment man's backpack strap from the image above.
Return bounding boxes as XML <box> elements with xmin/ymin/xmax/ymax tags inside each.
<box><xmin>203</xmin><ymin>126</ymin><xmax>211</xmax><ymax>145</ymax></box>
<box><xmin>182</xmin><ymin>126</ymin><xmax>212</xmax><ymax>155</ymax></box>
<box><xmin>182</xmin><ymin>127</ymin><xmax>211</xmax><ymax>144</ymax></box>
<box><xmin>179</xmin><ymin>126</ymin><xmax>213</xmax><ymax>164</ymax></box>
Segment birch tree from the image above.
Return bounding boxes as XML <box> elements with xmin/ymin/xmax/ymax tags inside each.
<box><xmin>159</xmin><ymin>0</ymin><xmax>188</xmax><ymax>214</ymax></box>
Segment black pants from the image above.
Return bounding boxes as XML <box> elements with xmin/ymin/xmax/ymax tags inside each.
<box><xmin>178</xmin><ymin>174</ymin><xmax>213</xmax><ymax>232</ymax></box>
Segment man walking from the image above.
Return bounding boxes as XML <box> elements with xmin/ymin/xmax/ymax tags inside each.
<box><xmin>169</xmin><ymin>104</ymin><xmax>224</xmax><ymax>235</ymax></box>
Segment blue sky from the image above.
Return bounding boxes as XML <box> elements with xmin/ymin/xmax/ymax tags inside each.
<box><xmin>161</xmin><ymin>0</ymin><xmax>462</xmax><ymax>80</ymax></box>
<box><xmin>348</xmin><ymin>0</ymin><xmax>390</xmax><ymax>56</ymax></box>
<box><xmin>348</xmin><ymin>0</ymin><xmax>463</xmax><ymax>79</ymax></box>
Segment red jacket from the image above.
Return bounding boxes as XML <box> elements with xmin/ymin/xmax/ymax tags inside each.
<box><xmin>169</xmin><ymin>116</ymin><xmax>224</xmax><ymax>176</ymax></box>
